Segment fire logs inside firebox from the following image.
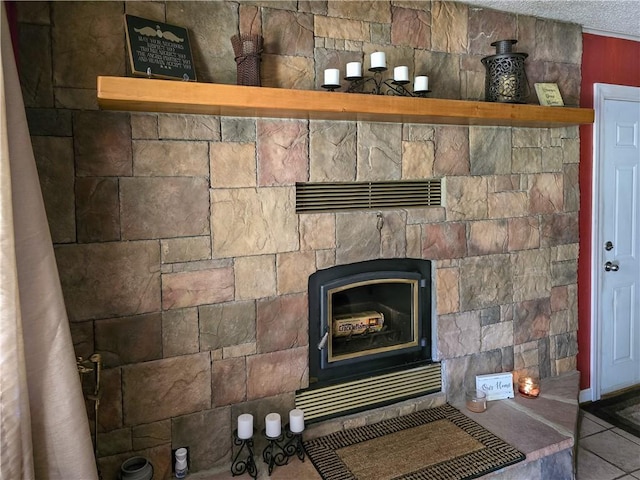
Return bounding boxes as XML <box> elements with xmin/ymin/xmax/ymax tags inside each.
<box><xmin>331</xmin><ymin>305</ymin><xmax>409</xmax><ymax>358</ymax></box>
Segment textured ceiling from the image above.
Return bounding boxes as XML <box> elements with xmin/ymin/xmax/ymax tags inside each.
<box><xmin>464</xmin><ymin>0</ymin><xmax>640</xmax><ymax>40</ymax></box>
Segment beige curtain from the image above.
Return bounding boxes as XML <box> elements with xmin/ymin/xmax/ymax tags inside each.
<box><xmin>0</xmin><ymin>6</ymin><xmax>98</xmax><ymax>480</ymax></box>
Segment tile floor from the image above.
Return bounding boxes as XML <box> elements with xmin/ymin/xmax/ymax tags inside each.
<box><xmin>577</xmin><ymin>410</ymin><xmax>640</xmax><ymax>479</ymax></box>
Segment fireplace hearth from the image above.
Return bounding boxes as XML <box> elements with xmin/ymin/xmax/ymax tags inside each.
<box><xmin>297</xmin><ymin>259</ymin><xmax>441</xmax><ymax>421</ymax></box>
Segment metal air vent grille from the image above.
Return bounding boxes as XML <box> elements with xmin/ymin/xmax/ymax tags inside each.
<box><xmin>296</xmin><ymin>363</ymin><xmax>442</xmax><ymax>421</ymax></box>
<box><xmin>295</xmin><ymin>180</ymin><xmax>442</xmax><ymax>213</ymax></box>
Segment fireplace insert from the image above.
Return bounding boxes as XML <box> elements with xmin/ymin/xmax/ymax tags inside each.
<box><xmin>307</xmin><ymin>258</ymin><xmax>435</xmax><ymax>388</ymax></box>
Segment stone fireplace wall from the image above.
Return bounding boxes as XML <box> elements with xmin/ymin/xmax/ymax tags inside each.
<box><xmin>16</xmin><ymin>1</ymin><xmax>581</xmax><ymax>478</ymax></box>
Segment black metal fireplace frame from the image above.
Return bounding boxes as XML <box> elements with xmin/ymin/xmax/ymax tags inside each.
<box><xmin>308</xmin><ymin>258</ymin><xmax>434</xmax><ymax>389</ymax></box>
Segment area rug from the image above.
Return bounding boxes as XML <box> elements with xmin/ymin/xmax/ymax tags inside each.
<box><xmin>583</xmin><ymin>387</ymin><xmax>640</xmax><ymax>438</ymax></box>
<box><xmin>303</xmin><ymin>403</ymin><xmax>525</xmax><ymax>480</ymax></box>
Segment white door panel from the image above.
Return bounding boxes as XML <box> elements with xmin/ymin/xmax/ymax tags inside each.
<box><xmin>597</xmin><ymin>85</ymin><xmax>640</xmax><ymax>395</ymax></box>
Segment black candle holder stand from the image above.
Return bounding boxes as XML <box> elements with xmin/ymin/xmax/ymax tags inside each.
<box><xmin>345</xmin><ymin>67</ymin><xmax>431</xmax><ymax>97</ymax></box>
<box><xmin>231</xmin><ymin>429</ymin><xmax>257</xmax><ymax>479</ymax></box>
<box><xmin>261</xmin><ymin>429</ymin><xmax>289</xmax><ymax>475</ymax></box>
<box><xmin>283</xmin><ymin>423</ymin><xmax>305</xmax><ymax>462</ymax></box>
<box><xmin>321</xmin><ymin>83</ymin><xmax>341</xmax><ymax>92</ymax></box>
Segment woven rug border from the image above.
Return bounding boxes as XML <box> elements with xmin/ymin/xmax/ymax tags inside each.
<box><xmin>583</xmin><ymin>387</ymin><xmax>640</xmax><ymax>438</ymax></box>
<box><xmin>303</xmin><ymin>403</ymin><xmax>525</xmax><ymax>480</ymax></box>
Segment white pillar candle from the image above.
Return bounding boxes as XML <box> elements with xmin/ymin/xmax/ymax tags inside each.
<box><xmin>414</xmin><ymin>75</ymin><xmax>429</xmax><ymax>92</ymax></box>
<box><xmin>265</xmin><ymin>412</ymin><xmax>281</xmax><ymax>438</ymax></box>
<box><xmin>370</xmin><ymin>51</ymin><xmax>386</xmax><ymax>69</ymax></box>
<box><xmin>237</xmin><ymin>413</ymin><xmax>253</xmax><ymax>439</ymax></box>
<box><xmin>346</xmin><ymin>61</ymin><xmax>362</xmax><ymax>78</ymax></box>
<box><xmin>289</xmin><ymin>409</ymin><xmax>305</xmax><ymax>433</ymax></box>
<box><xmin>323</xmin><ymin>68</ymin><xmax>340</xmax><ymax>86</ymax></box>
<box><xmin>394</xmin><ymin>66</ymin><xmax>409</xmax><ymax>82</ymax></box>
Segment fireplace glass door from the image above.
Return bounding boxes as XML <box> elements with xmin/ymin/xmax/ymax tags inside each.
<box><xmin>327</xmin><ymin>278</ymin><xmax>419</xmax><ymax>363</ymax></box>
<box><xmin>308</xmin><ymin>259</ymin><xmax>433</xmax><ymax>387</ymax></box>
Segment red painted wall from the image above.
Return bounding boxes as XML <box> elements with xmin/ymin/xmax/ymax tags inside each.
<box><xmin>578</xmin><ymin>34</ymin><xmax>640</xmax><ymax>390</ymax></box>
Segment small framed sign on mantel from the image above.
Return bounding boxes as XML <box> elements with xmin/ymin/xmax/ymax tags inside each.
<box><xmin>124</xmin><ymin>14</ymin><xmax>197</xmax><ymax>82</ymax></box>
<box><xmin>475</xmin><ymin>372</ymin><xmax>515</xmax><ymax>401</ymax></box>
<box><xmin>534</xmin><ymin>83</ymin><xmax>565</xmax><ymax>106</ymax></box>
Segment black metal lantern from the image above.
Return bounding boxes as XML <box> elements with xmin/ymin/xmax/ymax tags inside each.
<box><xmin>481</xmin><ymin>39</ymin><xmax>529</xmax><ymax>103</ymax></box>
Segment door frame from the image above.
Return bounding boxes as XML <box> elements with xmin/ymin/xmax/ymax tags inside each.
<box><xmin>590</xmin><ymin>83</ymin><xmax>640</xmax><ymax>402</ymax></box>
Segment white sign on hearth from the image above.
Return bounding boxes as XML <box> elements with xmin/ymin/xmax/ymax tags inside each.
<box><xmin>475</xmin><ymin>373</ymin><xmax>514</xmax><ymax>401</ymax></box>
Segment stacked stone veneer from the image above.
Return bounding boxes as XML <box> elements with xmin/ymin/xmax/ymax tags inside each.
<box><xmin>16</xmin><ymin>1</ymin><xmax>582</xmax><ymax>478</ymax></box>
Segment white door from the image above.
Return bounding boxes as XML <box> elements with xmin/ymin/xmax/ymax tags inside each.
<box><xmin>595</xmin><ymin>83</ymin><xmax>640</xmax><ymax>396</ymax></box>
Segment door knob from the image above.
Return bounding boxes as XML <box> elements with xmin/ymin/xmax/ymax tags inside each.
<box><xmin>604</xmin><ymin>261</ymin><xmax>620</xmax><ymax>272</ymax></box>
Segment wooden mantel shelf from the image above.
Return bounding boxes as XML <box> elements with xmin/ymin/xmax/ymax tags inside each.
<box><xmin>97</xmin><ymin>76</ymin><xmax>594</xmax><ymax>128</ymax></box>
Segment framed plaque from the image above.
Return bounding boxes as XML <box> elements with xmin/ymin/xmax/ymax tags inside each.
<box><xmin>125</xmin><ymin>14</ymin><xmax>197</xmax><ymax>81</ymax></box>
<box><xmin>475</xmin><ymin>372</ymin><xmax>514</xmax><ymax>401</ymax></box>
<box><xmin>534</xmin><ymin>83</ymin><xmax>565</xmax><ymax>106</ymax></box>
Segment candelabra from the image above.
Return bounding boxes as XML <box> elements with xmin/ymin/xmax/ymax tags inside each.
<box><xmin>321</xmin><ymin>53</ymin><xmax>431</xmax><ymax>97</ymax></box>
<box><xmin>342</xmin><ymin>67</ymin><xmax>429</xmax><ymax>97</ymax></box>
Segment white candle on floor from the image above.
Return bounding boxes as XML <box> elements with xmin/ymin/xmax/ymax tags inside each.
<box><xmin>237</xmin><ymin>413</ymin><xmax>253</xmax><ymax>439</ymax></box>
<box><xmin>265</xmin><ymin>412</ymin><xmax>281</xmax><ymax>438</ymax></box>
<box><xmin>289</xmin><ymin>409</ymin><xmax>305</xmax><ymax>433</ymax></box>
